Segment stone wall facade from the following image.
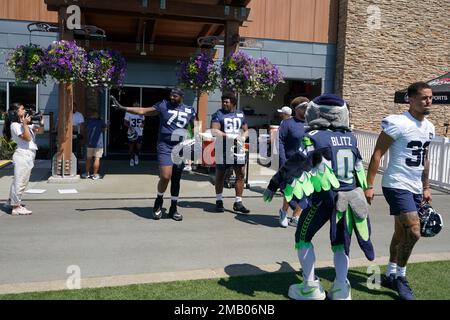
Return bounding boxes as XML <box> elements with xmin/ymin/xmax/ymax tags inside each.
<box><xmin>335</xmin><ymin>0</ymin><xmax>450</xmax><ymax>136</ymax></box>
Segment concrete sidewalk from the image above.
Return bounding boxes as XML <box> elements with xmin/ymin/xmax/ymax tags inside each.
<box><xmin>0</xmin><ymin>159</ymin><xmax>277</xmax><ymax>201</ymax></box>
<box><xmin>2</xmin><ymin>159</ymin><xmax>447</xmax><ymax>201</ymax></box>
<box><xmin>0</xmin><ymin>159</ymin><xmax>449</xmax><ymax>294</ymax></box>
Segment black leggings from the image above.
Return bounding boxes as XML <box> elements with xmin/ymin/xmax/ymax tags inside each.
<box><xmin>170</xmin><ymin>163</ymin><xmax>184</xmax><ymax>197</ymax></box>
<box><xmin>294</xmin><ymin>190</ymin><xmax>345</xmax><ymax>247</ymax></box>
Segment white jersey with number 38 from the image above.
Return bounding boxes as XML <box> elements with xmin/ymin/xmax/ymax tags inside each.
<box><xmin>381</xmin><ymin>111</ymin><xmax>435</xmax><ymax>194</ymax></box>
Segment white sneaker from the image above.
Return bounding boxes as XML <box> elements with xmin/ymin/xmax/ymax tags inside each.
<box><xmin>81</xmin><ymin>173</ymin><xmax>91</xmax><ymax>179</ymax></box>
<box><xmin>183</xmin><ymin>165</ymin><xmax>192</xmax><ymax>172</ymax></box>
<box><xmin>11</xmin><ymin>206</ymin><xmax>32</xmax><ymax>215</ymax></box>
<box><xmin>91</xmin><ymin>174</ymin><xmax>100</xmax><ymax>180</ymax></box>
<box><xmin>289</xmin><ymin>216</ymin><xmax>299</xmax><ymax>227</ymax></box>
<box><xmin>279</xmin><ymin>209</ymin><xmax>288</xmax><ymax>228</ymax></box>
<box><xmin>134</xmin><ymin>155</ymin><xmax>139</xmax><ymax>165</ymax></box>
<box><xmin>327</xmin><ymin>279</ymin><xmax>352</xmax><ymax>300</ymax></box>
<box><xmin>129</xmin><ymin>159</ymin><xmax>135</xmax><ymax>167</ymax></box>
<box><xmin>288</xmin><ymin>278</ymin><xmax>326</xmax><ymax>300</ymax></box>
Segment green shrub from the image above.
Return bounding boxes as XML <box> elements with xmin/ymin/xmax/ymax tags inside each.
<box><xmin>0</xmin><ymin>136</ymin><xmax>17</xmax><ymax>160</ymax></box>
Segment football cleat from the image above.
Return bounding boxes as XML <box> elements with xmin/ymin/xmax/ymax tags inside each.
<box><xmin>153</xmin><ymin>197</ymin><xmax>163</xmax><ymax>220</ymax></box>
<box><xmin>395</xmin><ymin>276</ymin><xmax>415</xmax><ymax>300</ymax></box>
<box><xmin>169</xmin><ymin>206</ymin><xmax>183</xmax><ymax>221</ymax></box>
<box><xmin>279</xmin><ymin>209</ymin><xmax>288</xmax><ymax>228</ymax></box>
<box><xmin>233</xmin><ymin>202</ymin><xmax>250</xmax><ymax>214</ymax></box>
<box><xmin>327</xmin><ymin>279</ymin><xmax>352</xmax><ymax>300</ymax></box>
<box><xmin>216</xmin><ymin>200</ymin><xmax>225</xmax><ymax>213</ymax></box>
<box><xmin>381</xmin><ymin>273</ymin><xmax>396</xmax><ymax>290</ymax></box>
<box><xmin>288</xmin><ymin>277</ymin><xmax>326</xmax><ymax>300</ymax></box>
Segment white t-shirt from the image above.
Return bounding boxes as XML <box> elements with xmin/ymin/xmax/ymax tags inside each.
<box><xmin>72</xmin><ymin>111</ymin><xmax>84</xmax><ymax>127</ymax></box>
<box><xmin>124</xmin><ymin>112</ymin><xmax>145</xmax><ymax>136</ymax></box>
<box><xmin>381</xmin><ymin>111</ymin><xmax>435</xmax><ymax>194</ymax></box>
<box><xmin>11</xmin><ymin>122</ymin><xmax>38</xmax><ymax>151</ymax></box>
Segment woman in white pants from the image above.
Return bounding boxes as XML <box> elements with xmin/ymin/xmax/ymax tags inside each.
<box><xmin>3</xmin><ymin>103</ymin><xmax>44</xmax><ymax>215</ymax></box>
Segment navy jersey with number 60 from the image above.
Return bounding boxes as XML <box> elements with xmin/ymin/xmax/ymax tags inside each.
<box><xmin>154</xmin><ymin>100</ymin><xmax>196</xmax><ymax>143</ymax></box>
<box><xmin>210</xmin><ymin>109</ymin><xmax>247</xmax><ymax>134</ymax></box>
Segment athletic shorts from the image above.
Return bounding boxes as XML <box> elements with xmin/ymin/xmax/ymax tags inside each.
<box><xmin>158</xmin><ymin>141</ymin><xmax>189</xmax><ymax>167</ymax></box>
<box><xmin>87</xmin><ymin>148</ymin><xmax>103</xmax><ymax>159</ymax></box>
<box><xmin>382</xmin><ymin>187</ymin><xmax>422</xmax><ymax>215</ymax></box>
<box><xmin>128</xmin><ymin>136</ymin><xmax>143</xmax><ymax>144</ymax></box>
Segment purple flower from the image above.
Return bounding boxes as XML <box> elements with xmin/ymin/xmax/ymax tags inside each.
<box><xmin>6</xmin><ymin>44</ymin><xmax>47</xmax><ymax>84</ymax></box>
<box><xmin>84</xmin><ymin>49</ymin><xmax>126</xmax><ymax>88</ymax></box>
<box><xmin>43</xmin><ymin>40</ymin><xmax>87</xmax><ymax>83</ymax></box>
<box><xmin>177</xmin><ymin>52</ymin><xmax>218</xmax><ymax>93</ymax></box>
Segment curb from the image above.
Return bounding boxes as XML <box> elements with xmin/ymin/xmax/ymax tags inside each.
<box><xmin>0</xmin><ymin>160</ymin><xmax>12</xmax><ymax>169</ymax></box>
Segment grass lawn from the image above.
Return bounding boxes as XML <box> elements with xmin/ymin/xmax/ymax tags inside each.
<box><xmin>1</xmin><ymin>260</ymin><xmax>449</xmax><ymax>300</ymax></box>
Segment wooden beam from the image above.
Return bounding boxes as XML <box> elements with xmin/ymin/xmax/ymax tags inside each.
<box><xmin>213</xmin><ymin>25</ymin><xmax>225</xmax><ymax>36</ymax></box>
<box><xmin>149</xmin><ymin>19</ymin><xmax>158</xmax><ymax>44</ymax></box>
<box><xmin>45</xmin><ymin>0</ymin><xmax>250</xmax><ymax>22</ymax></box>
<box><xmin>89</xmin><ymin>40</ymin><xmax>197</xmax><ymax>59</ymax></box>
<box><xmin>136</xmin><ymin>18</ymin><xmax>146</xmax><ymax>43</ymax></box>
<box><xmin>197</xmin><ymin>24</ymin><xmax>215</xmax><ymax>38</ymax></box>
<box><xmin>227</xmin><ymin>0</ymin><xmax>252</xmax><ymax>6</ymax></box>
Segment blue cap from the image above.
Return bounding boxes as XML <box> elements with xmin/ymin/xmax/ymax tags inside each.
<box><xmin>170</xmin><ymin>88</ymin><xmax>184</xmax><ymax>97</ymax></box>
<box><xmin>313</xmin><ymin>94</ymin><xmax>346</xmax><ymax>107</ymax></box>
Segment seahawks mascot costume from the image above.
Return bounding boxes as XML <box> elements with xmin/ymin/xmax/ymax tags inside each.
<box><xmin>263</xmin><ymin>94</ymin><xmax>375</xmax><ymax>300</ymax></box>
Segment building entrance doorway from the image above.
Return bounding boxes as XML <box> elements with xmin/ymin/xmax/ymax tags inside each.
<box><xmin>108</xmin><ymin>86</ymin><xmax>171</xmax><ymax>156</ymax></box>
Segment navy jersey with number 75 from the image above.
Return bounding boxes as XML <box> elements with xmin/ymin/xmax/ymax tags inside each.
<box><xmin>154</xmin><ymin>100</ymin><xmax>196</xmax><ymax>143</ymax></box>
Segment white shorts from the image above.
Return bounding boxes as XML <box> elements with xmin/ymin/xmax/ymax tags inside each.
<box><xmin>87</xmin><ymin>148</ymin><xmax>103</xmax><ymax>159</ymax></box>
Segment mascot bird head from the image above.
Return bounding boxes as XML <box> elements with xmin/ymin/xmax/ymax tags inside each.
<box><xmin>305</xmin><ymin>94</ymin><xmax>350</xmax><ymax>132</ymax></box>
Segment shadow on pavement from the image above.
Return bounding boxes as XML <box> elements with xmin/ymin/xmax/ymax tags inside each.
<box><xmin>0</xmin><ymin>204</ymin><xmax>11</xmax><ymax>215</ymax></box>
<box><xmin>177</xmin><ymin>200</ymin><xmax>218</xmax><ymax>213</ymax></box>
<box><xmin>234</xmin><ymin>213</ymin><xmax>280</xmax><ymax>228</ymax></box>
<box><xmin>247</xmin><ymin>185</ymin><xmax>266</xmax><ymax>195</ymax></box>
<box><xmin>75</xmin><ymin>206</ymin><xmax>159</xmax><ymax>220</ymax></box>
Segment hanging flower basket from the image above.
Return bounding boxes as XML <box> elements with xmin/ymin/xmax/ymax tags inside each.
<box><xmin>220</xmin><ymin>51</ymin><xmax>258</xmax><ymax>96</ymax></box>
<box><xmin>220</xmin><ymin>51</ymin><xmax>284</xmax><ymax>100</ymax></box>
<box><xmin>177</xmin><ymin>52</ymin><xmax>219</xmax><ymax>93</ymax></box>
<box><xmin>84</xmin><ymin>49</ymin><xmax>127</xmax><ymax>88</ymax></box>
<box><xmin>6</xmin><ymin>44</ymin><xmax>47</xmax><ymax>84</ymax></box>
<box><xmin>44</xmin><ymin>40</ymin><xmax>87</xmax><ymax>83</ymax></box>
<box><xmin>254</xmin><ymin>57</ymin><xmax>285</xmax><ymax>100</ymax></box>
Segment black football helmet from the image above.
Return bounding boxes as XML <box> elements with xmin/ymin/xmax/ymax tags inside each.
<box><xmin>418</xmin><ymin>203</ymin><xmax>443</xmax><ymax>237</ymax></box>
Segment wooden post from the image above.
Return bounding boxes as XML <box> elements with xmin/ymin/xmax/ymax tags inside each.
<box><xmin>56</xmin><ymin>82</ymin><xmax>74</xmax><ymax>175</ymax></box>
<box><xmin>196</xmin><ymin>90</ymin><xmax>209</xmax><ymax>132</ymax></box>
<box><xmin>224</xmin><ymin>21</ymin><xmax>240</xmax><ymax>58</ymax></box>
<box><xmin>54</xmin><ymin>7</ymin><xmax>75</xmax><ymax>176</ymax></box>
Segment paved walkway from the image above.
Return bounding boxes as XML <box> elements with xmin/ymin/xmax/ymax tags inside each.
<box><xmin>0</xmin><ymin>160</ymin><xmax>449</xmax><ymax>294</ymax></box>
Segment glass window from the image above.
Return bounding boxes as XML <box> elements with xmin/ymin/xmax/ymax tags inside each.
<box><xmin>9</xmin><ymin>83</ymin><xmax>37</xmax><ymax>112</ymax></box>
<box><xmin>0</xmin><ymin>82</ymin><xmax>6</xmax><ymax>120</ymax></box>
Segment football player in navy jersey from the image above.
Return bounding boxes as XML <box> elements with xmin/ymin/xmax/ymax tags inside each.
<box><xmin>263</xmin><ymin>94</ymin><xmax>374</xmax><ymax>300</ymax></box>
<box><xmin>110</xmin><ymin>88</ymin><xmax>196</xmax><ymax>221</ymax></box>
<box><xmin>210</xmin><ymin>92</ymin><xmax>250</xmax><ymax>214</ymax></box>
<box><xmin>365</xmin><ymin>82</ymin><xmax>435</xmax><ymax>300</ymax></box>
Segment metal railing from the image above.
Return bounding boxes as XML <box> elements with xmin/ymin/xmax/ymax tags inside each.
<box><xmin>353</xmin><ymin>129</ymin><xmax>450</xmax><ymax>191</ymax></box>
